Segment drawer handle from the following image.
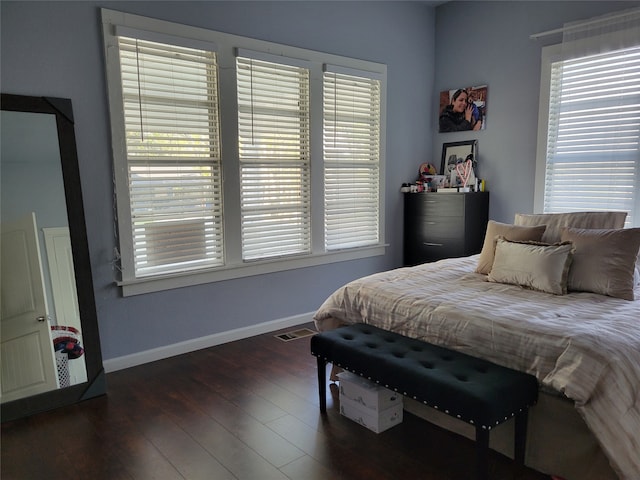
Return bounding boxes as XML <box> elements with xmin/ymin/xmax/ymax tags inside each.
<box><xmin>423</xmin><ymin>242</ymin><xmax>443</xmax><ymax>247</ymax></box>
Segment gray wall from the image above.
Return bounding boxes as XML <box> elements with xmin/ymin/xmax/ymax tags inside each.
<box><xmin>433</xmin><ymin>1</ymin><xmax>639</xmax><ymax>223</ymax></box>
<box><xmin>1</xmin><ymin>110</ymin><xmax>68</xmax><ymax>314</ymax></box>
<box><xmin>1</xmin><ymin>1</ymin><xmax>636</xmax><ymax>364</ymax></box>
<box><xmin>1</xmin><ymin>111</ymin><xmax>67</xmax><ymax>228</ymax></box>
<box><xmin>0</xmin><ymin>1</ymin><xmax>435</xmax><ymax>361</ymax></box>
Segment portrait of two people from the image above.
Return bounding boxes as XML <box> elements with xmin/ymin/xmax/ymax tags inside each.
<box><xmin>438</xmin><ymin>85</ymin><xmax>487</xmax><ymax>133</ymax></box>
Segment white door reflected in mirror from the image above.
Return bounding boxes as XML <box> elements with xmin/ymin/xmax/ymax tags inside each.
<box><xmin>1</xmin><ymin>213</ymin><xmax>59</xmax><ymax>402</ymax></box>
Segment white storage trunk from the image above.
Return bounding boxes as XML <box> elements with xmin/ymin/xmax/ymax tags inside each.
<box><xmin>337</xmin><ymin>371</ymin><xmax>403</xmax><ymax>433</ymax></box>
<box><xmin>337</xmin><ymin>371</ymin><xmax>402</xmax><ymax>411</ymax></box>
<box><xmin>339</xmin><ymin>396</ymin><xmax>403</xmax><ymax>433</ymax></box>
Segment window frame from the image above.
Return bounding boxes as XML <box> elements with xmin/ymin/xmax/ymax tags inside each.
<box><xmin>235</xmin><ymin>52</ymin><xmax>312</xmax><ymax>261</ymax></box>
<box><xmin>323</xmin><ymin>66</ymin><xmax>383</xmax><ymax>251</ymax></box>
<box><xmin>116</xmin><ymin>35</ymin><xmax>225</xmax><ymax>278</ymax></box>
<box><xmin>535</xmin><ymin>42</ymin><xmax>640</xmax><ymax>226</ymax></box>
<box><xmin>102</xmin><ymin>9</ymin><xmax>387</xmax><ymax>296</ymax></box>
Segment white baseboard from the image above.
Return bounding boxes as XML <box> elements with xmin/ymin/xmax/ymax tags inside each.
<box><xmin>103</xmin><ymin>312</ymin><xmax>315</xmax><ymax>373</ymax></box>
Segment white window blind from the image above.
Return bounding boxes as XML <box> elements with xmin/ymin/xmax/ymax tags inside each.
<box><xmin>544</xmin><ymin>45</ymin><xmax>640</xmax><ymax>222</ymax></box>
<box><xmin>236</xmin><ymin>56</ymin><xmax>311</xmax><ymax>261</ymax></box>
<box><xmin>118</xmin><ymin>36</ymin><xmax>223</xmax><ymax>276</ymax></box>
<box><xmin>323</xmin><ymin>70</ymin><xmax>381</xmax><ymax>250</ymax></box>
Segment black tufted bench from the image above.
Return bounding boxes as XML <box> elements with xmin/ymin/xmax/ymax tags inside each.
<box><xmin>310</xmin><ymin>323</ymin><xmax>538</xmax><ymax>480</ymax></box>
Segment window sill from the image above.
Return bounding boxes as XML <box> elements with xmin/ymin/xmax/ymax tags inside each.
<box><xmin>117</xmin><ymin>244</ymin><xmax>387</xmax><ymax>296</ymax></box>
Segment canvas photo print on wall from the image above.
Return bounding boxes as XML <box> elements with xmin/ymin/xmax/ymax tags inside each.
<box><xmin>438</xmin><ymin>85</ymin><xmax>487</xmax><ymax>133</ymax></box>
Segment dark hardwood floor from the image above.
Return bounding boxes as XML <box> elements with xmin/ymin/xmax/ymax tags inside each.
<box><xmin>1</xmin><ymin>323</ymin><xmax>552</xmax><ymax>480</ymax></box>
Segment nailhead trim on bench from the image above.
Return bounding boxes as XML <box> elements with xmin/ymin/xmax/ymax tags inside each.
<box><xmin>321</xmin><ymin>358</ymin><xmax>533</xmax><ymax>431</ymax></box>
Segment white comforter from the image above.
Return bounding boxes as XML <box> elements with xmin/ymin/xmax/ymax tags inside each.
<box><xmin>313</xmin><ymin>255</ymin><xmax>640</xmax><ymax>480</ymax></box>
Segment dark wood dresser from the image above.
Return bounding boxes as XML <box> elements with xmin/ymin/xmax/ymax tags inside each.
<box><xmin>403</xmin><ymin>192</ymin><xmax>489</xmax><ymax>266</ymax></box>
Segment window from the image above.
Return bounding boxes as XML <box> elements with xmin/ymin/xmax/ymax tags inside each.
<box><xmin>116</xmin><ymin>36</ymin><xmax>223</xmax><ymax>278</ymax></box>
<box><xmin>236</xmin><ymin>54</ymin><xmax>311</xmax><ymax>260</ymax></box>
<box><xmin>536</xmin><ymin>44</ymin><xmax>640</xmax><ymax>226</ymax></box>
<box><xmin>323</xmin><ymin>67</ymin><xmax>381</xmax><ymax>250</ymax></box>
<box><xmin>102</xmin><ymin>9</ymin><xmax>386</xmax><ymax>295</ymax></box>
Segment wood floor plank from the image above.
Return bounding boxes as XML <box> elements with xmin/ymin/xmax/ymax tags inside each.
<box><xmin>171</xmin><ymin>379</ymin><xmax>306</xmax><ymax>468</ymax></box>
<box><xmin>176</xmin><ymin>413</ymin><xmax>290</xmax><ymax>480</ymax></box>
<box><xmin>277</xmin><ymin>453</ymin><xmax>336</xmax><ymax>480</ymax></box>
<box><xmin>143</xmin><ymin>369</ymin><xmax>304</xmax><ymax>470</ymax></box>
<box><xmin>81</xmin><ymin>399</ymin><xmax>186</xmax><ymax>480</ymax></box>
<box><xmin>136</xmin><ymin>413</ymin><xmax>235</xmax><ymax>480</ymax></box>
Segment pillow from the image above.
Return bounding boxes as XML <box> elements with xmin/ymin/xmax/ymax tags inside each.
<box><xmin>488</xmin><ymin>238</ymin><xmax>575</xmax><ymax>295</ymax></box>
<box><xmin>514</xmin><ymin>211</ymin><xmax>627</xmax><ymax>244</ymax></box>
<box><xmin>560</xmin><ymin>227</ymin><xmax>640</xmax><ymax>301</ymax></box>
<box><xmin>475</xmin><ymin>220</ymin><xmax>547</xmax><ymax>274</ymax></box>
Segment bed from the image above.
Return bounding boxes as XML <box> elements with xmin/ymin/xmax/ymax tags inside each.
<box><xmin>313</xmin><ymin>212</ymin><xmax>640</xmax><ymax>480</ymax></box>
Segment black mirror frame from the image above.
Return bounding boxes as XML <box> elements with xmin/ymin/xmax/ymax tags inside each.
<box><xmin>1</xmin><ymin>93</ymin><xmax>106</xmax><ymax>421</ymax></box>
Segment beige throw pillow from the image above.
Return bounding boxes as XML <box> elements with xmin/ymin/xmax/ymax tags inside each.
<box><xmin>488</xmin><ymin>238</ymin><xmax>575</xmax><ymax>295</ymax></box>
<box><xmin>476</xmin><ymin>221</ymin><xmax>547</xmax><ymax>274</ymax></box>
<box><xmin>514</xmin><ymin>211</ymin><xmax>627</xmax><ymax>244</ymax></box>
<box><xmin>560</xmin><ymin>227</ymin><xmax>640</xmax><ymax>301</ymax></box>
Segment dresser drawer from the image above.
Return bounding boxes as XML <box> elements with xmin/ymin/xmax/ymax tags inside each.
<box><xmin>405</xmin><ymin>219</ymin><xmax>465</xmax><ymax>264</ymax></box>
<box><xmin>404</xmin><ymin>238</ymin><xmax>465</xmax><ymax>264</ymax></box>
<box><xmin>404</xmin><ymin>194</ymin><xmax>464</xmax><ymax>218</ymax></box>
<box><xmin>409</xmin><ymin>216</ymin><xmax>464</xmax><ymax>242</ymax></box>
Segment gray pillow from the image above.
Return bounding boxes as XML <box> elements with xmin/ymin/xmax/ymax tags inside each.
<box><xmin>560</xmin><ymin>227</ymin><xmax>640</xmax><ymax>301</ymax></box>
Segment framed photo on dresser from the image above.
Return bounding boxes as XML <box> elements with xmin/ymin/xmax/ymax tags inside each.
<box><xmin>441</xmin><ymin>140</ymin><xmax>477</xmax><ymax>178</ymax></box>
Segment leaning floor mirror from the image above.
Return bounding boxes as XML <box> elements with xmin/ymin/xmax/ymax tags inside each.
<box><xmin>1</xmin><ymin>94</ymin><xmax>105</xmax><ymax>421</ymax></box>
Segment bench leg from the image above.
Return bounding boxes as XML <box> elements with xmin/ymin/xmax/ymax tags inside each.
<box><xmin>514</xmin><ymin>409</ymin><xmax>529</xmax><ymax>477</ymax></box>
<box><xmin>317</xmin><ymin>357</ymin><xmax>327</xmax><ymax>412</ymax></box>
<box><xmin>475</xmin><ymin>427</ymin><xmax>490</xmax><ymax>480</ymax></box>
